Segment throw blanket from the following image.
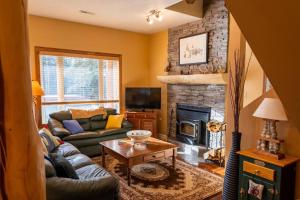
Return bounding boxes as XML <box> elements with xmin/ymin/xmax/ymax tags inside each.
<box><xmin>70</xmin><ymin>107</ymin><xmax>107</xmax><ymax>119</ymax></box>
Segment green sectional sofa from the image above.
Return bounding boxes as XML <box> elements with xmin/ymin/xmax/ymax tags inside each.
<box><xmin>48</xmin><ymin>108</ymin><xmax>132</xmax><ymax>157</ymax></box>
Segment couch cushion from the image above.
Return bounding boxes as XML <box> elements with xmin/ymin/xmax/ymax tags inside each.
<box><xmin>90</xmin><ymin>114</ymin><xmax>107</xmax><ymax>121</ymax></box>
<box><xmin>76</xmin><ymin>118</ymin><xmax>90</xmax><ymax>131</ymax></box>
<box><xmin>49</xmin><ymin>153</ymin><xmax>79</xmax><ymax>179</ymax></box>
<box><xmin>63</xmin><ymin>128</ymin><xmax>129</xmax><ymax>141</ymax></box>
<box><xmin>44</xmin><ymin>157</ymin><xmax>56</xmax><ymax>178</ymax></box>
<box><xmin>50</xmin><ymin>111</ymin><xmax>72</xmax><ymax>122</ymax></box>
<box><xmin>90</xmin><ymin>120</ymin><xmax>107</xmax><ymax>131</ymax></box>
<box><xmin>105</xmin><ymin>108</ymin><xmax>116</xmax><ymax>115</ymax></box>
<box><xmin>76</xmin><ymin>164</ymin><xmax>110</xmax><ymax>180</ymax></box>
<box><xmin>65</xmin><ymin>154</ymin><xmax>93</xmax><ymax>170</ymax></box>
<box><xmin>52</xmin><ymin>142</ymin><xmax>80</xmax><ymax>156</ymax></box>
<box><xmin>48</xmin><ymin>118</ymin><xmax>71</xmax><ymax>138</ymax></box>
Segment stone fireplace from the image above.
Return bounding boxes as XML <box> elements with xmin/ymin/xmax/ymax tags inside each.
<box><xmin>164</xmin><ymin>0</ymin><xmax>228</xmax><ymax>147</ymax></box>
<box><xmin>167</xmin><ymin>84</ymin><xmax>225</xmax><ymax>143</ymax></box>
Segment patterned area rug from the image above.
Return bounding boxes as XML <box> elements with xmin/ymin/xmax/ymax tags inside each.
<box><xmin>93</xmin><ymin>156</ymin><xmax>223</xmax><ymax>200</ymax></box>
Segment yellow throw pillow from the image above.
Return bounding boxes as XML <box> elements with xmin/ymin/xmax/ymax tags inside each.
<box><xmin>105</xmin><ymin>114</ymin><xmax>124</xmax><ymax>129</ymax></box>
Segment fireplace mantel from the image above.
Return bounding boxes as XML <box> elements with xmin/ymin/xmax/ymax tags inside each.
<box><xmin>157</xmin><ymin>73</ymin><xmax>228</xmax><ymax>85</ymax></box>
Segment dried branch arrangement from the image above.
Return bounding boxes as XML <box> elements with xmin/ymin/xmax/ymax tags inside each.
<box><xmin>228</xmin><ymin>49</ymin><xmax>253</xmax><ymax>133</ymax></box>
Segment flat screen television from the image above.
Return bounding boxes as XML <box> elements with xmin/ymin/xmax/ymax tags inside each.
<box><xmin>125</xmin><ymin>87</ymin><xmax>161</xmax><ymax>109</ymax></box>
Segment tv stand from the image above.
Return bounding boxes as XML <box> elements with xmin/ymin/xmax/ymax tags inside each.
<box><xmin>125</xmin><ymin>111</ymin><xmax>158</xmax><ymax>138</ymax></box>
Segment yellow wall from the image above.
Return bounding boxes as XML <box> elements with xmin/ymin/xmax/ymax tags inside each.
<box><xmin>28</xmin><ymin>16</ymin><xmax>170</xmax><ymax>137</ymax></box>
<box><xmin>148</xmin><ymin>31</ymin><xmax>168</xmax><ymax>138</ymax></box>
<box><xmin>226</xmin><ymin>15</ymin><xmax>265</xmax><ymax>155</ymax></box>
<box><xmin>243</xmin><ymin>42</ymin><xmax>264</xmax><ymax>107</ymax></box>
<box><xmin>226</xmin><ymin>14</ymin><xmax>300</xmax><ymax>198</ymax></box>
<box><xmin>28</xmin><ymin>15</ymin><xmax>150</xmax><ymax>111</ymax></box>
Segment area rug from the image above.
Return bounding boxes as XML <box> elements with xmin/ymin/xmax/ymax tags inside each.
<box><xmin>93</xmin><ymin>156</ymin><xmax>223</xmax><ymax>200</ymax></box>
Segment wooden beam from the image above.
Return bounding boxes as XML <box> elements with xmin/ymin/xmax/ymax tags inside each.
<box><xmin>0</xmin><ymin>0</ymin><xmax>46</xmax><ymax>199</ymax></box>
<box><xmin>166</xmin><ymin>0</ymin><xmax>203</xmax><ymax>18</ymax></box>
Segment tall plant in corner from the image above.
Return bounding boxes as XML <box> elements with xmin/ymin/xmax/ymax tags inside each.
<box><xmin>222</xmin><ymin>50</ymin><xmax>252</xmax><ymax>200</ymax></box>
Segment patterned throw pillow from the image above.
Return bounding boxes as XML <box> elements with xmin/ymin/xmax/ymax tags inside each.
<box><xmin>248</xmin><ymin>179</ymin><xmax>264</xmax><ymax>200</ymax></box>
<box><xmin>39</xmin><ymin>128</ymin><xmax>60</xmax><ymax>152</ymax></box>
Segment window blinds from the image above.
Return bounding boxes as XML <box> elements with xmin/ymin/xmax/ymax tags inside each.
<box><xmin>39</xmin><ymin>53</ymin><xmax>120</xmax><ymax>123</ymax></box>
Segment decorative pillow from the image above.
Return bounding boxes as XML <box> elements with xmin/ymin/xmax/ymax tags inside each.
<box><xmin>69</xmin><ymin>107</ymin><xmax>107</xmax><ymax>120</ymax></box>
<box><xmin>49</xmin><ymin>153</ymin><xmax>79</xmax><ymax>179</ymax></box>
<box><xmin>63</xmin><ymin>120</ymin><xmax>84</xmax><ymax>134</ymax></box>
<box><xmin>39</xmin><ymin>128</ymin><xmax>60</xmax><ymax>152</ymax></box>
<box><xmin>105</xmin><ymin>114</ymin><xmax>124</xmax><ymax>129</ymax></box>
<box><xmin>248</xmin><ymin>179</ymin><xmax>264</xmax><ymax>200</ymax></box>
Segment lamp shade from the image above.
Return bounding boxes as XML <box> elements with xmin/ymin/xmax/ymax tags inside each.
<box><xmin>253</xmin><ymin>98</ymin><xmax>288</xmax><ymax>121</ymax></box>
<box><xmin>32</xmin><ymin>80</ymin><xmax>44</xmax><ymax>96</ymax></box>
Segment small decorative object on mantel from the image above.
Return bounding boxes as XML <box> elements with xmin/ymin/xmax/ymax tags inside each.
<box><xmin>179</xmin><ymin>33</ymin><xmax>208</xmax><ymax>65</ymax></box>
<box><xmin>253</xmin><ymin>98</ymin><xmax>288</xmax><ymax>160</ymax></box>
<box><xmin>164</xmin><ymin>61</ymin><xmax>172</xmax><ymax>72</ymax></box>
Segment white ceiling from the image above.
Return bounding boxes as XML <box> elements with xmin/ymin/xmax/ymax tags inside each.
<box><xmin>28</xmin><ymin>0</ymin><xmax>200</xmax><ymax>34</ymax></box>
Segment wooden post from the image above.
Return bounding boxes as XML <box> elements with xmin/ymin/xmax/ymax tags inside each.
<box><xmin>0</xmin><ymin>0</ymin><xmax>46</xmax><ymax>199</ymax></box>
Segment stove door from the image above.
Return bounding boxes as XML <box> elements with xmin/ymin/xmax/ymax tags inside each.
<box><xmin>179</xmin><ymin>121</ymin><xmax>198</xmax><ymax>138</ymax></box>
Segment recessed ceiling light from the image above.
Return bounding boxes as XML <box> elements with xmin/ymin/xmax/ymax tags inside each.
<box><xmin>79</xmin><ymin>10</ymin><xmax>95</xmax><ymax>15</ymax></box>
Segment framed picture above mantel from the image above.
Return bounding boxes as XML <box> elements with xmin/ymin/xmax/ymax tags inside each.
<box><xmin>179</xmin><ymin>32</ymin><xmax>208</xmax><ymax>65</ymax></box>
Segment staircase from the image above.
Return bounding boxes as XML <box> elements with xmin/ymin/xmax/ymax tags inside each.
<box><xmin>225</xmin><ymin>0</ymin><xmax>300</xmax><ymax>130</ymax></box>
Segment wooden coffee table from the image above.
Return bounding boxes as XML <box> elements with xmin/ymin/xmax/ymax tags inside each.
<box><xmin>100</xmin><ymin>137</ymin><xmax>177</xmax><ymax>186</ymax></box>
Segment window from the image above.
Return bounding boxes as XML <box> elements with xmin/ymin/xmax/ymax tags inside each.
<box><xmin>36</xmin><ymin>47</ymin><xmax>121</xmax><ymax>124</ymax></box>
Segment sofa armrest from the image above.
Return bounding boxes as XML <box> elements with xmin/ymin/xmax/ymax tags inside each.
<box><xmin>48</xmin><ymin>118</ymin><xmax>71</xmax><ymax>138</ymax></box>
<box><xmin>46</xmin><ymin>176</ymin><xmax>119</xmax><ymax>200</ymax></box>
<box><xmin>122</xmin><ymin>120</ymin><xmax>133</xmax><ymax>129</ymax></box>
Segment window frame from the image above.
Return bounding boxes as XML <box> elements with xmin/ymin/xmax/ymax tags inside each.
<box><xmin>35</xmin><ymin>46</ymin><xmax>122</xmax><ymax>127</ymax></box>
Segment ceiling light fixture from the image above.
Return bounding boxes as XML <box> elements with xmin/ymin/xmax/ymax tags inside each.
<box><xmin>146</xmin><ymin>10</ymin><xmax>163</xmax><ymax>24</ymax></box>
<box><xmin>146</xmin><ymin>16</ymin><xmax>154</xmax><ymax>24</ymax></box>
<box><xmin>79</xmin><ymin>10</ymin><xmax>95</xmax><ymax>15</ymax></box>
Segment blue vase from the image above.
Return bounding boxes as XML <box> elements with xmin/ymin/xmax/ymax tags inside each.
<box><xmin>222</xmin><ymin>132</ymin><xmax>241</xmax><ymax>200</ymax></box>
